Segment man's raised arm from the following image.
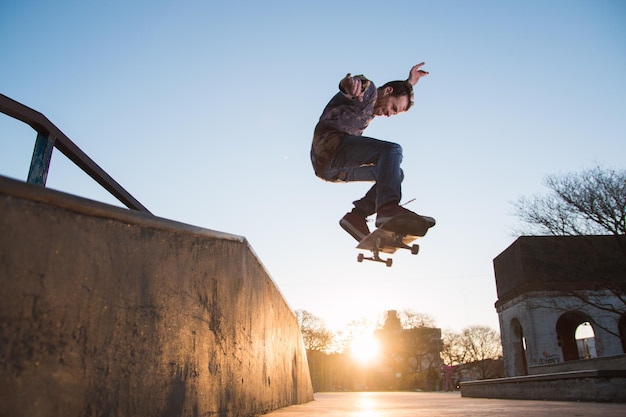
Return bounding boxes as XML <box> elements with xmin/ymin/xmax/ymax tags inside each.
<box><xmin>407</xmin><ymin>62</ymin><xmax>429</xmax><ymax>86</ymax></box>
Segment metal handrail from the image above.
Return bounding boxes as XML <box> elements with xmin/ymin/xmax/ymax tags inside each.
<box><xmin>0</xmin><ymin>93</ymin><xmax>151</xmax><ymax>214</ymax></box>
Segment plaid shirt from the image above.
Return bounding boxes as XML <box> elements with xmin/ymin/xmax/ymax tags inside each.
<box><xmin>310</xmin><ymin>75</ymin><xmax>377</xmax><ymax>176</ymax></box>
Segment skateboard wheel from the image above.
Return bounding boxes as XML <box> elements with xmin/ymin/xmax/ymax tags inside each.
<box><xmin>357</xmin><ymin>253</ymin><xmax>364</xmax><ymax>263</ymax></box>
<box><xmin>386</xmin><ymin>258</ymin><xmax>393</xmax><ymax>267</ymax></box>
<box><xmin>411</xmin><ymin>244</ymin><xmax>420</xmax><ymax>255</ymax></box>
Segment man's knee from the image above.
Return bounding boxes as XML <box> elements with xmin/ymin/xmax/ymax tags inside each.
<box><xmin>386</xmin><ymin>142</ymin><xmax>403</xmax><ymax>156</ymax></box>
<box><xmin>383</xmin><ymin>143</ymin><xmax>403</xmax><ymax>164</ymax></box>
<box><xmin>318</xmin><ymin>166</ymin><xmax>348</xmax><ymax>182</ymax></box>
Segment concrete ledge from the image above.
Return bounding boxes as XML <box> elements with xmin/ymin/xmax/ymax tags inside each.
<box><xmin>527</xmin><ymin>355</ymin><xmax>626</xmax><ymax>375</ymax></box>
<box><xmin>0</xmin><ymin>175</ymin><xmax>313</xmax><ymax>416</ymax></box>
<box><xmin>461</xmin><ymin>370</ymin><xmax>626</xmax><ymax>402</ymax></box>
<box><xmin>0</xmin><ymin>174</ymin><xmax>245</xmax><ymax>244</ymax></box>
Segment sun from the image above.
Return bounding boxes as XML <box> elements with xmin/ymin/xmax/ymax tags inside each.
<box><xmin>351</xmin><ymin>334</ymin><xmax>380</xmax><ymax>363</ymax></box>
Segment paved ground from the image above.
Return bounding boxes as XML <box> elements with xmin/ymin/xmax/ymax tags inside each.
<box><xmin>262</xmin><ymin>391</ymin><xmax>626</xmax><ymax>416</ymax></box>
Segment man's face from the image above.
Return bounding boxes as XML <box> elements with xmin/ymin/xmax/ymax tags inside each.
<box><xmin>373</xmin><ymin>88</ymin><xmax>410</xmax><ymax>117</ymax></box>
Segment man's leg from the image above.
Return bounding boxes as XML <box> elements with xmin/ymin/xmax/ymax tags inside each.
<box><xmin>322</xmin><ymin>135</ymin><xmax>404</xmax><ymax>210</ymax></box>
<box><xmin>339</xmin><ymin>184</ymin><xmax>378</xmax><ymax>241</ymax></box>
<box><xmin>321</xmin><ymin>135</ymin><xmax>436</xmax><ymax>234</ymax></box>
<box><xmin>320</xmin><ymin>135</ymin><xmax>405</xmax><ymax>240</ymax></box>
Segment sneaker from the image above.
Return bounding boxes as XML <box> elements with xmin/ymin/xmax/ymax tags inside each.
<box><xmin>375</xmin><ymin>204</ymin><xmax>436</xmax><ymax>228</ymax></box>
<box><xmin>340</xmin><ymin>212</ymin><xmax>370</xmax><ymax>241</ymax></box>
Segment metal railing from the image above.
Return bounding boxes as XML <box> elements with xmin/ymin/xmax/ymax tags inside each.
<box><xmin>0</xmin><ymin>93</ymin><xmax>151</xmax><ymax>214</ymax></box>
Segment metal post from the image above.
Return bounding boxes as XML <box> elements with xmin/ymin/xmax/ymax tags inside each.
<box><xmin>27</xmin><ymin>131</ymin><xmax>55</xmax><ymax>186</ymax></box>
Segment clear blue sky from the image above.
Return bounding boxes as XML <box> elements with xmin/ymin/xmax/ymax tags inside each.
<box><xmin>1</xmin><ymin>0</ymin><xmax>625</xmax><ymax>333</ymax></box>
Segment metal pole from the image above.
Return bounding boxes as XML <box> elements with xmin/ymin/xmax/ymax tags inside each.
<box><xmin>27</xmin><ymin>131</ymin><xmax>55</xmax><ymax>186</ymax></box>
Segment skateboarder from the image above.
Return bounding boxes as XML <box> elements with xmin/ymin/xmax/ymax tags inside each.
<box><xmin>311</xmin><ymin>62</ymin><xmax>435</xmax><ymax>241</ymax></box>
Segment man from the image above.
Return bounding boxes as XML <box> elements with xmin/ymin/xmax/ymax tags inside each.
<box><xmin>311</xmin><ymin>62</ymin><xmax>435</xmax><ymax>241</ymax></box>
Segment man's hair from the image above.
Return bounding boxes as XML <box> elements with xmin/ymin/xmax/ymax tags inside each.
<box><xmin>381</xmin><ymin>80</ymin><xmax>414</xmax><ymax>110</ymax></box>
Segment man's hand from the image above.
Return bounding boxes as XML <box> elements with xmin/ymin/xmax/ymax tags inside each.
<box><xmin>407</xmin><ymin>62</ymin><xmax>429</xmax><ymax>86</ymax></box>
<box><xmin>340</xmin><ymin>73</ymin><xmax>364</xmax><ymax>102</ymax></box>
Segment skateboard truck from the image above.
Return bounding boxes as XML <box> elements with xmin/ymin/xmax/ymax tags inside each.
<box><xmin>357</xmin><ymin>236</ymin><xmax>420</xmax><ymax>267</ymax></box>
<box><xmin>357</xmin><ymin>249</ymin><xmax>394</xmax><ymax>267</ymax></box>
<box><xmin>355</xmin><ymin>214</ymin><xmax>428</xmax><ymax>267</ymax></box>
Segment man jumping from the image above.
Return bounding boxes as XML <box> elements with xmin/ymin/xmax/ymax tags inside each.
<box><xmin>311</xmin><ymin>62</ymin><xmax>436</xmax><ymax>241</ymax></box>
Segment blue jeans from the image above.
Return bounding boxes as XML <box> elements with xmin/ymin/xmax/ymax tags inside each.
<box><xmin>318</xmin><ymin>135</ymin><xmax>404</xmax><ymax>215</ymax></box>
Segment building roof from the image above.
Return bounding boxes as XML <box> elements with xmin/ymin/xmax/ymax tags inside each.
<box><xmin>493</xmin><ymin>235</ymin><xmax>626</xmax><ymax>305</ymax></box>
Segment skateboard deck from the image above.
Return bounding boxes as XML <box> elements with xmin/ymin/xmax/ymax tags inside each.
<box><xmin>356</xmin><ymin>214</ymin><xmax>431</xmax><ymax>267</ymax></box>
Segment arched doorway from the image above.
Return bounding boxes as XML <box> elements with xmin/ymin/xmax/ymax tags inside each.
<box><xmin>556</xmin><ymin>312</ymin><xmax>595</xmax><ymax>361</ymax></box>
<box><xmin>510</xmin><ymin>318</ymin><xmax>527</xmax><ymax>375</ymax></box>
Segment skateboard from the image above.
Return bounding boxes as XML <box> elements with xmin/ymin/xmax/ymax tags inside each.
<box><xmin>356</xmin><ymin>214</ymin><xmax>431</xmax><ymax>267</ymax></box>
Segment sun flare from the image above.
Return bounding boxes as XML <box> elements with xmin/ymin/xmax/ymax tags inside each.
<box><xmin>351</xmin><ymin>334</ymin><xmax>380</xmax><ymax>363</ymax></box>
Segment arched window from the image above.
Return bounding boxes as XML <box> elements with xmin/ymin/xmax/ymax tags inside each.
<box><xmin>556</xmin><ymin>311</ymin><xmax>595</xmax><ymax>361</ymax></box>
<box><xmin>510</xmin><ymin>318</ymin><xmax>527</xmax><ymax>376</ymax></box>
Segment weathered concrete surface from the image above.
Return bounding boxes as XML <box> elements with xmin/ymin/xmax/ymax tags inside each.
<box><xmin>461</xmin><ymin>370</ymin><xmax>626</xmax><ymax>402</ymax></box>
<box><xmin>527</xmin><ymin>354</ymin><xmax>626</xmax><ymax>375</ymax></box>
<box><xmin>0</xmin><ymin>175</ymin><xmax>313</xmax><ymax>417</ymax></box>
<box><xmin>262</xmin><ymin>392</ymin><xmax>626</xmax><ymax>417</ymax></box>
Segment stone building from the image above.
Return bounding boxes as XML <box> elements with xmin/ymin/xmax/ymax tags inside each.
<box><xmin>494</xmin><ymin>235</ymin><xmax>626</xmax><ymax>377</ymax></box>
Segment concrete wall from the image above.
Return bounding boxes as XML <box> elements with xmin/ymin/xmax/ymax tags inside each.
<box><xmin>0</xmin><ymin>176</ymin><xmax>313</xmax><ymax>417</ymax></box>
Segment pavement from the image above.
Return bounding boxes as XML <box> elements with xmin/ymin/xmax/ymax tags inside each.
<box><xmin>262</xmin><ymin>391</ymin><xmax>626</xmax><ymax>416</ymax></box>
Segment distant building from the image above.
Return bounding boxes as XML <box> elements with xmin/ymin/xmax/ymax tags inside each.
<box><xmin>373</xmin><ymin>310</ymin><xmax>442</xmax><ymax>390</ymax></box>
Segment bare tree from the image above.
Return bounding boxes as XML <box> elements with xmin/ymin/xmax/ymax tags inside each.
<box><xmin>295</xmin><ymin>310</ymin><xmax>334</xmax><ymax>353</ymax></box>
<box><xmin>513</xmin><ymin>166</ymin><xmax>626</xmax><ymax>239</ymax></box>
<box><xmin>397</xmin><ymin>309</ymin><xmax>436</xmax><ymax>329</ymax></box>
<box><xmin>333</xmin><ymin>316</ymin><xmax>376</xmax><ymax>354</ymax></box>
<box><xmin>459</xmin><ymin>325</ymin><xmax>503</xmax><ymax>379</ymax></box>
<box><xmin>441</xmin><ymin>329</ymin><xmax>468</xmax><ymax>366</ymax></box>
